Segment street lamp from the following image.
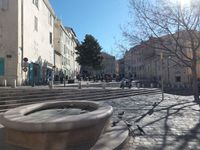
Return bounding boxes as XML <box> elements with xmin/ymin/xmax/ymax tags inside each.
<box><xmin>160</xmin><ymin>52</ymin><xmax>164</xmax><ymax>101</ymax></box>
<box><xmin>167</xmin><ymin>56</ymin><xmax>171</xmax><ymax>85</ymax></box>
<box><xmin>49</xmin><ymin>65</ymin><xmax>56</xmax><ymax>89</ymax></box>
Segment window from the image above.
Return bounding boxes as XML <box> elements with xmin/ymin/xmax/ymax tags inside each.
<box><xmin>175</xmin><ymin>76</ymin><xmax>181</xmax><ymax>82</ymax></box>
<box><xmin>0</xmin><ymin>0</ymin><xmax>8</xmax><ymax>10</ymax></box>
<box><xmin>48</xmin><ymin>13</ymin><xmax>53</xmax><ymax>26</ymax></box>
<box><xmin>0</xmin><ymin>25</ymin><xmax>2</xmax><ymax>37</ymax></box>
<box><xmin>64</xmin><ymin>45</ymin><xmax>67</xmax><ymax>54</ymax></box>
<box><xmin>0</xmin><ymin>0</ymin><xmax>2</xmax><ymax>8</ymax></box>
<box><xmin>49</xmin><ymin>32</ymin><xmax>52</xmax><ymax>44</ymax></box>
<box><xmin>33</xmin><ymin>0</ymin><xmax>39</xmax><ymax>8</ymax></box>
<box><xmin>34</xmin><ymin>16</ymin><xmax>38</xmax><ymax>31</ymax></box>
<box><xmin>0</xmin><ymin>58</ymin><xmax>5</xmax><ymax>76</ymax></box>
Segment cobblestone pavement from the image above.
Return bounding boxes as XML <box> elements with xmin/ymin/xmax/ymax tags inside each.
<box><xmin>101</xmin><ymin>93</ymin><xmax>200</xmax><ymax>150</ymax></box>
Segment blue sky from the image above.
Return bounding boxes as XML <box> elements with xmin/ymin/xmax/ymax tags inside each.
<box><xmin>49</xmin><ymin>0</ymin><xmax>130</xmax><ymax>59</ymax></box>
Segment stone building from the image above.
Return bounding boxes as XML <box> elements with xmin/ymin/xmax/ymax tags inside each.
<box><xmin>53</xmin><ymin>19</ymin><xmax>80</xmax><ymax>81</ymax></box>
<box><xmin>101</xmin><ymin>52</ymin><xmax>116</xmax><ymax>75</ymax></box>
<box><xmin>115</xmin><ymin>58</ymin><xmax>125</xmax><ymax>81</ymax></box>
<box><xmin>124</xmin><ymin>31</ymin><xmax>200</xmax><ymax>87</ymax></box>
<box><xmin>124</xmin><ymin>40</ymin><xmax>156</xmax><ymax>80</ymax></box>
<box><xmin>0</xmin><ymin>0</ymin><xmax>55</xmax><ymax>86</ymax></box>
<box><xmin>65</xmin><ymin>27</ymin><xmax>80</xmax><ymax>79</ymax></box>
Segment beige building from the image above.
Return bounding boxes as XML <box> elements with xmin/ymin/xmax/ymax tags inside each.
<box><xmin>101</xmin><ymin>52</ymin><xmax>116</xmax><ymax>75</ymax></box>
<box><xmin>0</xmin><ymin>0</ymin><xmax>55</xmax><ymax>86</ymax></box>
<box><xmin>124</xmin><ymin>32</ymin><xmax>200</xmax><ymax>87</ymax></box>
<box><xmin>65</xmin><ymin>27</ymin><xmax>80</xmax><ymax>79</ymax></box>
<box><xmin>117</xmin><ymin>58</ymin><xmax>125</xmax><ymax>76</ymax></box>
<box><xmin>53</xmin><ymin>19</ymin><xmax>80</xmax><ymax>81</ymax></box>
<box><xmin>87</xmin><ymin>52</ymin><xmax>116</xmax><ymax>79</ymax></box>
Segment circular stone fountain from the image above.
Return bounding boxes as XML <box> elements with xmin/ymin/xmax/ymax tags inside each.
<box><xmin>1</xmin><ymin>101</ymin><xmax>113</xmax><ymax>150</ymax></box>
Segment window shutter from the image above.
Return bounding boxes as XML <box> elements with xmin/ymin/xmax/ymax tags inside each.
<box><xmin>0</xmin><ymin>58</ymin><xmax>5</xmax><ymax>76</ymax></box>
<box><xmin>0</xmin><ymin>25</ymin><xmax>2</xmax><ymax>37</ymax></box>
<box><xmin>0</xmin><ymin>0</ymin><xmax>3</xmax><ymax>9</ymax></box>
<box><xmin>2</xmin><ymin>0</ymin><xmax>8</xmax><ymax>10</ymax></box>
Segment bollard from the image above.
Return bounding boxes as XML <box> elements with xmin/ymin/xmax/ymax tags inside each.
<box><xmin>12</xmin><ymin>79</ymin><xmax>16</xmax><ymax>88</ymax></box>
<box><xmin>64</xmin><ymin>79</ymin><xmax>66</xmax><ymax>87</ymax></box>
<box><xmin>137</xmin><ymin>83</ymin><xmax>140</xmax><ymax>88</ymax></box>
<box><xmin>102</xmin><ymin>82</ymin><xmax>106</xmax><ymax>90</ymax></box>
<box><xmin>49</xmin><ymin>81</ymin><xmax>53</xmax><ymax>89</ymax></box>
<box><xmin>78</xmin><ymin>81</ymin><xmax>82</xmax><ymax>89</ymax></box>
<box><xmin>4</xmin><ymin>79</ymin><xmax>7</xmax><ymax>87</ymax></box>
<box><xmin>150</xmin><ymin>83</ymin><xmax>154</xmax><ymax>88</ymax></box>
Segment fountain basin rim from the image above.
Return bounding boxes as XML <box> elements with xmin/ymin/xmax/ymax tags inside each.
<box><xmin>1</xmin><ymin>101</ymin><xmax>113</xmax><ymax>132</ymax></box>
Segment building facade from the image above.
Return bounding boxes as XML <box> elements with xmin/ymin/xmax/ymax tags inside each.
<box><xmin>124</xmin><ymin>32</ymin><xmax>200</xmax><ymax>87</ymax></box>
<box><xmin>101</xmin><ymin>52</ymin><xmax>116</xmax><ymax>75</ymax></box>
<box><xmin>54</xmin><ymin>19</ymin><xmax>80</xmax><ymax>81</ymax></box>
<box><xmin>65</xmin><ymin>27</ymin><xmax>80</xmax><ymax>79</ymax></box>
<box><xmin>0</xmin><ymin>0</ymin><xmax>55</xmax><ymax>86</ymax></box>
<box><xmin>0</xmin><ymin>0</ymin><xmax>80</xmax><ymax>86</ymax></box>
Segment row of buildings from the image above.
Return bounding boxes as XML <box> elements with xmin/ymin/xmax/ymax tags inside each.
<box><xmin>121</xmin><ymin>31</ymin><xmax>200</xmax><ymax>87</ymax></box>
<box><xmin>0</xmin><ymin>0</ymin><xmax>80</xmax><ymax>86</ymax></box>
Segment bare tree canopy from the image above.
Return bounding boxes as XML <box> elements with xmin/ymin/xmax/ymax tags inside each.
<box><xmin>123</xmin><ymin>0</ymin><xmax>200</xmax><ymax>100</ymax></box>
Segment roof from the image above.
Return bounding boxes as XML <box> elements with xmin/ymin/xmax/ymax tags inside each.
<box><xmin>65</xmin><ymin>27</ymin><xmax>77</xmax><ymax>37</ymax></box>
<box><xmin>43</xmin><ymin>0</ymin><xmax>56</xmax><ymax>17</ymax></box>
<box><xmin>101</xmin><ymin>52</ymin><xmax>115</xmax><ymax>59</ymax></box>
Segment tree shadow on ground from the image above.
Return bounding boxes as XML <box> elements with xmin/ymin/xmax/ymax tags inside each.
<box><xmin>128</xmin><ymin>97</ymin><xmax>200</xmax><ymax>150</ymax></box>
<box><xmin>175</xmin><ymin>116</ymin><xmax>200</xmax><ymax>150</ymax></box>
<box><xmin>164</xmin><ymin>88</ymin><xmax>193</xmax><ymax>96</ymax></box>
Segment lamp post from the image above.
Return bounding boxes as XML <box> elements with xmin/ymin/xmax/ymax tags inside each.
<box><xmin>160</xmin><ymin>52</ymin><xmax>164</xmax><ymax>101</ymax></box>
<box><xmin>167</xmin><ymin>56</ymin><xmax>171</xmax><ymax>85</ymax></box>
<box><xmin>49</xmin><ymin>66</ymin><xmax>55</xmax><ymax>89</ymax></box>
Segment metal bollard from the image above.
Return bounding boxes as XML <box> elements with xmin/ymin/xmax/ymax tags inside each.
<box><xmin>137</xmin><ymin>83</ymin><xmax>140</xmax><ymax>88</ymax></box>
<box><xmin>49</xmin><ymin>81</ymin><xmax>53</xmax><ymax>89</ymax></box>
<box><xmin>4</xmin><ymin>79</ymin><xmax>7</xmax><ymax>87</ymax></box>
<box><xmin>64</xmin><ymin>79</ymin><xmax>66</xmax><ymax>87</ymax></box>
<box><xmin>12</xmin><ymin>79</ymin><xmax>16</xmax><ymax>88</ymax></box>
<box><xmin>150</xmin><ymin>83</ymin><xmax>154</xmax><ymax>88</ymax></box>
<box><xmin>102</xmin><ymin>82</ymin><xmax>106</xmax><ymax>90</ymax></box>
<box><xmin>78</xmin><ymin>81</ymin><xmax>82</xmax><ymax>89</ymax></box>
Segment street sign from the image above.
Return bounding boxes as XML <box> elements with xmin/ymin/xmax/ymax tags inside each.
<box><xmin>23</xmin><ymin>57</ymin><xmax>28</xmax><ymax>62</ymax></box>
<box><xmin>23</xmin><ymin>62</ymin><xmax>29</xmax><ymax>68</ymax></box>
<box><xmin>23</xmin><ymin>67</ymin><xmax>28</xmax><ymax>72</ymax></box>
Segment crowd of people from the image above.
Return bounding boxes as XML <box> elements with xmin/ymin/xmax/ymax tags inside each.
<box><xmin>76</xmin><ymin>73</ymin><xmax>125</xmax><ymax>83</ymax></box>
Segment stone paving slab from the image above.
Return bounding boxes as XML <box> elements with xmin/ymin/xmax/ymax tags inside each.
<box><xmin>91</xmin><ymin>121</ymin><xmax>129</xmax><ymax>150</ymax></box>
<box><xmin>101</xmin><ymin>93</ymin><xmax>200</xmax><ymax>150</ymax></box>
<box><xmin>1</xmin><ymin>92</ymin><xmax>200</xmax><ymax>150</ymax></box>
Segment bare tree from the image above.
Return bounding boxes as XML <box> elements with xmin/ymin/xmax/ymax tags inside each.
<box><xmin>123</xmin><ymin>0</ymin><xmax>200</xmax><ymax>101</ymax></box>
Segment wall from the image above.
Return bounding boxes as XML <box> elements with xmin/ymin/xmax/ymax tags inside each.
<box><xmin>0</xmin><ymin>0</ymin><xmax>19</xmax><ymax>85</ymax></box>
<box><xmin>22</xmin><ymin>0</ymin><xmax>54</xmax><ymax>84</ymax></box>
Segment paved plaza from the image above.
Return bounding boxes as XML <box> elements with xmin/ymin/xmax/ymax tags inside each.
<box><xmin>101</xmin><ymin>93</ymin><xmax>200</xmax><ymax>150</ymax></box>
<box><xmin>0</xmin><ymin>89</ymin><xmax>200</xmax><ymax>150</ymax></box>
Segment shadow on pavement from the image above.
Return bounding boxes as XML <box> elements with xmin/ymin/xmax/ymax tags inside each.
<box><xmin>132</xmin><ymin>99</ymin><xmax>200</xmax><ymax>150</ymax></box>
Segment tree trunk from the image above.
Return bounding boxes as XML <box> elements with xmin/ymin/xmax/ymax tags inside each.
<box><xmin>191</xmin><ymin>66</ymin><xmax>199</xmax><ymax>101</ymax></box>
